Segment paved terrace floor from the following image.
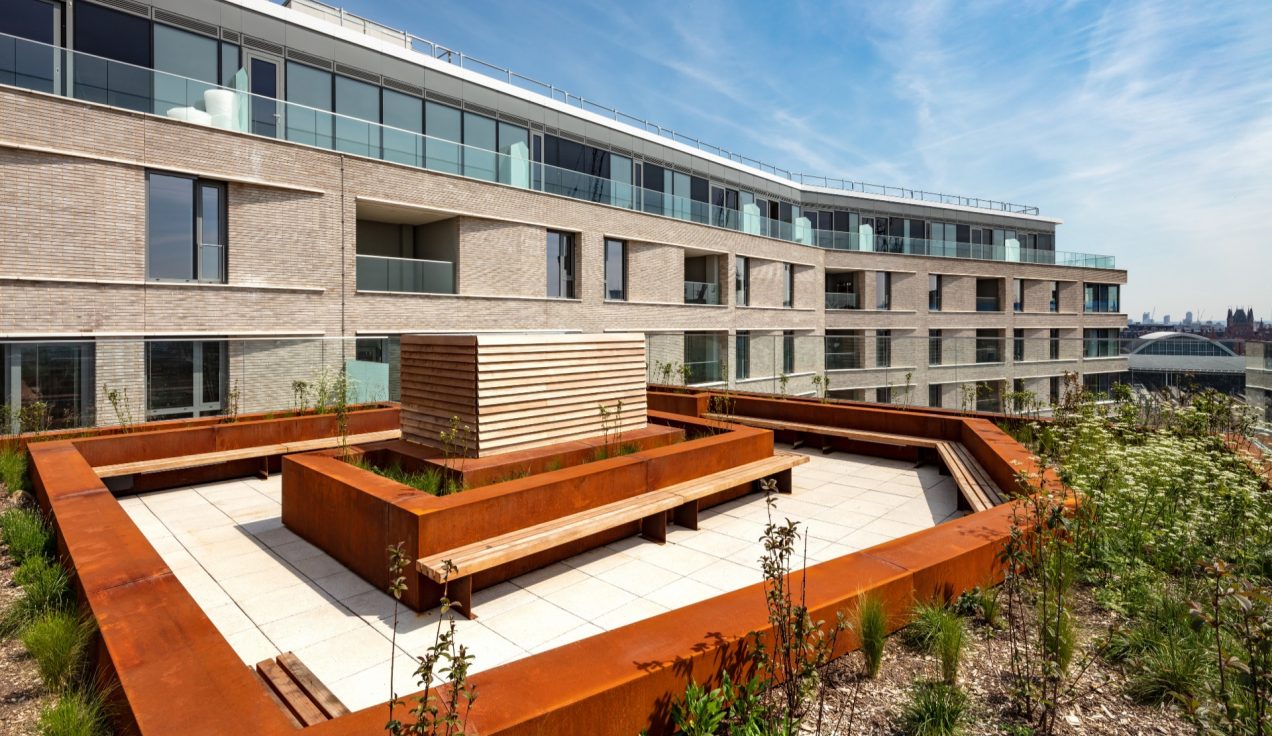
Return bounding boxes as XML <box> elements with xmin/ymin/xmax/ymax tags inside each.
<box><xmin>120</xmin><ymin>446</ymin><xmax>962</xmax><ymax>712</ymax></box>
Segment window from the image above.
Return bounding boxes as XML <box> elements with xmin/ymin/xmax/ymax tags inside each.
<box><xmin>735</xmin><ymin>331</ymin><xmax>750</xmax><ymax>380</ymax></box>
<box><xmin>876</xmin><ymin>330</ymin><xmax>892</xmax><ymax>368</ymax></box>
<box><xmin>546</xmin><ymin>231</ymin><xmax>576</xmax><ymax>299</ymax></box>
<box><xmin>1084</xmin><ymin>329</ymin><xmax>1119</xmax><ymax>358</ymax></box>
<box><xmin>825</xmin><ymin>330</ymin><xmax>863</xmax><ymax>370</ymax></box>
<box><xmin>383</xmin><ymin>89</ymin><xmax>424</xmax><ymax>166</ymax></box>
<box><xmin>876</xmin><ymin>272</ymin><xmax>892</xmax><ymax>310</ymax></box>
<box><xmin>976</xmin><ymin>278</ymin><xmax>1001</xmax><ymax>312</ymax></box>
<box><xmin>782</xmin><ymin>263</ymin><xmax>794</xmax><ymax>308</ymax></box>
<box><xmin>782</xmin><ymin>331</ymin><xmax>795</xmax><ymax>373</ymax></box>
<box><xmin>462</xmin><ymin>111</ymin><xmax>497</xmax><ymax>181</ymax></box>
<box><xmin>146</xmin><ymin>340</ymin><xmax>226</xmax><ymax>420</ymax></box>
<box><xmin>425</xmin><ymin>101</ymin><xmax>462</xmax><ymax>174</ymax></box>
<box><xmin>1014</xmin><ymin>329</ymin><xmax>1025</xmax><ymax>361</ymax></box>
<box><xmin>684</xmin><ymin>332</ymin><xmax>723</xmax><ymax>384</ymax></box>
<box><xmin>285</xmin><ymin>62</ymin><xmax>333</xmax><ymax>148</ymax></box>
<box><xmin>1014</xmin><ymin>279</ymin><xmax>1024</xmax><ymax>312</ymax></box>
<box><xmin>147</xmin><ymin>172</ymin><xmax>226</xmax><ymax>282</ymax></box>
<box><xmin>976</xmin><ymin>329</ymin><xmax>1003</xmax><ymax>363</ymax></box>
<box><xmin>825</xmin><ymin>271</ymin><xmax>860</xmax><ymax>310</ymax></box>
<box><xmin>1049</xmin><ymin>329</ymin><xmax>1061</xmax><ymax>360</ymax></box>
<box><xmin>73</xmin><ymin>2</ymin><xmax>151</xmax><ymax>111</ymax></box>
<box><xmin>335</xmin><ymin>74</ymin><xmax>381</xmax><ymax>158</ymax></box>
<box><xmin>735</xmin><ymin>256</ymin><xmax>750</xmax><ymax>306</ymax></box>
<box><xmin>1049</xmin><ymin>376</ymin><xmax>1061</xmax><ymax>405</ymax></box>
<box><xmin>602</xmin><ymin>239</ymin><xmax>626</xmax><ymax>301</ymax></box>
<box><xmin>1084</xmin><ymin>283</ymin><xmax>1121</xmax><ymax>313</ymax></box>
<box><xmin>929</xmin><ymin>383</ymin><xmax>942</xmax><ymax>408</ymax></box>
<box><xmin>0</xmin><ymin>0</ymin><xmax>64</xmax><ymax>94</ymax></box>
<box><xmin>875</xmin><ymin>387</ymin><xmax>892</xmax><ymax>404</ymax></box>
<box><xmin>3</xmin><ymin>342</ymin><xmax>95</xmax><ymax>431</ymax></box>
<box><xmin>153</xmin><ymin>23</ymin><xmax>219</xmax><ymax>116</ymax></box>
<box><xmin>928</xmin><ymin>274</ymin><xmax>942</xmax><ymax>311</ymax></box>
<box><xmin>1012</xmin><ymin>378</ymin><xmax>1026</xmax><ymax>411</ymax></box>
<box><xmin>929</xmin><ymin>329</ymin><xmax>943</xmax><ymax>366</ymax></box>
<box><xmin>355</xmin><ymin>338</ymin><xmax>387</xmax><ymax>363</ymax></box>
<box><xmin>1049</xmin><ymin>281</ymin><xmax>1059</xmax><ymax>312</ymax></box>
<box><xmin>1083</xmin><ymin>371</ymin><xmax>1129</xmax><ymax>396</ymax></box>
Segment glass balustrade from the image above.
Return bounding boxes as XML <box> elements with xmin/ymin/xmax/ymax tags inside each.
<box><xmin>825</xmin><ymin>293</ymin><xmax>859</xmax><ymax>310</ymax></box>
<box><xmin>355</xmin><ymin>254</ymin><xmax>454</xmax><ymax>294</ymax></box>
<box><xmin>683</xmin><ymin>281</ymin><xmax>720</xmax><ymax>305</ymax></box>
<box><xmin>0</xmin><ymin>32</ymin><xmax>1116</xmax><ymax>270</ymax></box>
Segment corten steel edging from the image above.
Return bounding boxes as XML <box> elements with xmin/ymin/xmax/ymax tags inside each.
<box><xmin>647</xmin><ymin>390</ymin><xmax>710</xmax><ymax>417</ymax></box>
<box><xmin>27</xmin><ymin>441</ymin><xmax>297</xmax><ymax>736</ymax></box>
<box><xmin>27</xmin><ymin>394</ymin><xmax>1039</xmax><ymax>735</ymax></box>
<box><xmin>304</xmin><ymin>504</ymin><xmax>1018</xmax><ymax>736</ymax></box>
<box><xmin>282</xmin><ymin>412</ymin><xmax>772</xmax><ymax>611</ymax></box>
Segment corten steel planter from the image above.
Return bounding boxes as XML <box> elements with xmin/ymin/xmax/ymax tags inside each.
<box><xmin>281</xmin><ymin>411</ymin><xmax>773</xmax><ymax>611</ymax></box>
<box><xmin>25</xmin><ymin>390</ymin><xmax>1042</xmax><ymax>735</ymax></box>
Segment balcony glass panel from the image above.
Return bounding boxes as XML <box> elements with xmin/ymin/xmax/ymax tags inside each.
<box><xmin>825</xmin><ymin>292</ymin><xmax>858</xmax><ymax>310</ymax></box>
<box><xmin>683</xmin><ymin>281</ymin><xmax>719</xmax><ymax>305</ymax></box>
<box><xmin>355</xmin><ymin>254</ymin><xmax>454</xmax><ymax>294</ymax></box>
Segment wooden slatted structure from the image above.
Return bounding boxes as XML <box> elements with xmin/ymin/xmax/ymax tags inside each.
<box><xmin>707</xmin><ymin>413</ymin><xmax>1006</xmax><ymax>512</ymax></box>
<box><xmin>401</xmin><ymin>333</ymin><xmax>647</xmax><ymax>457</ymax></box>
<box><xmin>417</xmin><ymin>452</ymin><xmax>808</xmax><ymax>618</ymax></box>
<box><xmin>92</xmin><ymin>429</ymin><xmax>401</xmax><ymax>478</ymax></box>
<box><xmin>254</xmin><ymin>652</ymin><xmax>350</xmax><ymax>727</ymax></box>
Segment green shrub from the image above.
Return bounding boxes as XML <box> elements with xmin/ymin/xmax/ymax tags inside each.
<box><xmin>974</xmin><ymin>586</ymin><xmax>1002</xmax><ymax>629</ymax></box>
<box><xmin>901</xmin><ymin>682</ymin><xmax>967</xmax><ymax>736</ymax></box>
<box><xmin>15</xmin><ymin>554</ymin><xmax>56</xmax><ymax>587</ymax></box>
<box><xmin>2</xmin><ymin>557</ymin><xmax>70</xmax><ymax>636</ymax></box>
<box><xmin>904</xmin><ymin>600</ymin><xmax>948</xmax><ymax>652</ymax></box>
<box><xmin>38</xmin><ymin>689</ymin><xmax>109</xmax><ymax>736</ymax></box>
<box><xmin>935</xmin><ymin>613</ymin><xmax>966</xmax><ymax>686</ymax></box>
<box><xmin>1</xmin><ymin>506</ymin><xmax>51</xmax><ymax>565</ymax></box>
<box><xmin>0</xmin><ymin>445</ymin><xmax>27</xmax><ymax>494</ymax></box>
<box><xmin>855</xmin><ymin>594</ymin><xmax>888</xmax><ymax>678</ymax></box>
<box><xmin>21</xmin><ymin>611</ymin><xmax>94</xmax><ymax>692</ymax></box>
<box><xmin>671</xmin><ymin>680</ymin><xmax>725</xmax><ymax>736</ymax></box>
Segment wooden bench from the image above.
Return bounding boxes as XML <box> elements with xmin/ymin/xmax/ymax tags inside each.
<box><xmin>92</xmin><ymin>429</ymin><xmax>401</xmax><ymax>479</ymax></box>
<box><xmin>254</xmin><ymin>652</ymin><xmax>350</xmax><ymax>727</ymax></box>
<box><xmin>707</xmin><ymin>414</ymin><xmax>1005</xmax><ymax>512</ymax></box>
<box><xmin>417</xmin><ymin>452</ymin><xmax>809</xmax><ymax>619</ymax></box>
<box><xmin>934</xmin><ymin>441</ymin><xmax>1006</xmax><ymax>512</ymax></box>
<box><xmin>704</xmin><ymin>413</ymin><xmax>944</xmax><ymax>450</ymax></box>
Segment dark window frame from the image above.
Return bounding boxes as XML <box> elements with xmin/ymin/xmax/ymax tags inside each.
<box><xmin>145</xmin><ymin>170</ymin><xmax>227</xmax><ymax>284</ymax></box>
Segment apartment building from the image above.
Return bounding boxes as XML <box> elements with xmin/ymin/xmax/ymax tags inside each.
<box><xmin>0</xmin><ymin>0</ymin><xmax>1128</xmax><ymax>428</ymax></box>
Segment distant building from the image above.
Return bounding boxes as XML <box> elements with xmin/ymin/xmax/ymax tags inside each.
<box><xmin>1163</xmin><ymin>315</ymin><xmax>1172</xmax><ymax>325</ymax></box>
<box><xmin>1183</xmin><ymin>311</ymin><xmax>1193</xmax><ymax>325</ymax></box>
<box><xmin>1128</xmin><ymin>332</ymin><xmax>1245</xmax><ymax>395</ymax></box>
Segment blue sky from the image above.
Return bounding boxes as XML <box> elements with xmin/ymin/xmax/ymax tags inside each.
<box><xmin>335</xmin><ymin>0</ymin><xmax>1272</xmax><ymax>323</ymax></box>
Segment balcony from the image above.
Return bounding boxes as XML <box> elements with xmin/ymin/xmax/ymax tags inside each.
<box><xmin>355</xmin><ymin>255</ymin><xmax>454</xmax><ymax>294</ymax></box>
<box><xmin>976</xmin><ymin>297</ymin><xmax>1001</xmax><ymax>312</ymax></box>
<box><xmin>825</xmin><ymin>292</ymin><xmax>859</xmax><ymax>310</ymax></box>
<box><xmin>0</xmin><ymin>32</ymin><xmax>1119</xmax><ymax>272</ymax></box>
<box><xmin>824</xmin><ymin>352</ymin><xmax>863</xmax><ymax>371</ymax></box>
<box><xmin>684</xmin><ymin>360</ymin><xmax>723</xmax><ymax>384</ymax></box>
<box><xmin>684</xmin><ymin>281</ymin><xmax>720</xmax><ymax>305</ymax></box>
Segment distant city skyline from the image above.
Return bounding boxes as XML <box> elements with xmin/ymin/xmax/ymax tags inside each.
<box><xmin>338</xmin><ymin>0</ymin><xmax>1272</xmax><ymax>316</ymax></box>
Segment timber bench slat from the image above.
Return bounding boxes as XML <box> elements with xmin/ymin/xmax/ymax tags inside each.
<box><xmin>92</xmin><ymin>429</ymin><xmax>402</xmax><ymax>478</ymax></box>
<box><xmin>946</xmin><ymin>443</ymin><xmax>1007</xmax><ymax>506</ymax></box>
<box><xmin>704</xmin><ymin>414</ymin><xmax>945</xmax><ymax>449</ymax></box>
<box><xmin>416</xmin><ymin>452</ymin><xmax>808</xmax><ymax>616</ymax></box>
<box><xmin>935</xmin><ymin>442</ymin><xmax>1004</xmax><ymax>512</ymax></box>
<box><xmin>255</xmin><ymin>652</ymin><xmax>349</xmax><ymax>726</ymax></box>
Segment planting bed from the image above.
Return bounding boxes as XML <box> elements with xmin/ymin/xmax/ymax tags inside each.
<box><xmin>21</xmin><ymin>392</ymin><xmax>1041</xmax><ymax>735</ymax></box>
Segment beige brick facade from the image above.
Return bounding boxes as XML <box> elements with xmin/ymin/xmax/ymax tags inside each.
<box><xmin>0</xmin><ymin>86</ymin><xmax>1128</xmax><ymax>419</ymax></box>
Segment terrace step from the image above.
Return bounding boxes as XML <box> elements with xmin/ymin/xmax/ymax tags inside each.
<box><xmin>92</xmin><ymin>429</ymin><xmax>402</xmax><ymax>478</ymax></box>
<box><xmin>707</xmin><ymin>413</ymin><xmax>1005</xmax><ymax>512</ymax></box>
<box><xmin>254</xmin><ymin>652</ymin><xmax>350</xmax><ymax>727</ymax></box>
<box><xmin>417</xmin><ymin>451</ymin><xmax>809</xmax><ymax>618</ymax></box>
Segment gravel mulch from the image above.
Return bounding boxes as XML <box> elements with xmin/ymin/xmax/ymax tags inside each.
<box><xmin>0</xmin><ymin>489</ymin><xmax>46</xmax><ymax>736</ymax></box>
<box><xmin>806</xmin><ymin>587</ymin><xmax>1193</xmax><ymax>735</ymax></box>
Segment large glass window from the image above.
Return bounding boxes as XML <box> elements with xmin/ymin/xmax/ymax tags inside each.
<box><xmin>0</xmin><ymin>0</ymin><xmax>63</xmax><ymax>94</ymax></box>
<box><xmin>928</xmin><ymin>274</ymin><xmax>942</xmax><ymax>311</ymax></box>
<box><xmin>684</xmin><ymin>332</ymin><xmax>723</xmax><ymax>384</ymax></box>
<box><xmin>735</xmin><ymin>331</ymin><xmax>750</xmax><ymax>380</ymax></box>
<box><xmin>929</xmin><ymin>329</ymin><xmax>943</xmax><ymax>366</ymax></box>
<box><xmin>147</xmin><ymin>172</ymin><xmax>226</xmax><ymax>282</ymax></box>
<box><xmin>462</xmin><ymin>111</ymin><xmax>496</xmax><ymax>181</ymax></box>
<box><xmin>335</xmin><ymin>74</ymin><xmax>380</xmax><ymax>157</ymax></box>
<box><xmin>1014</xmin><ymin>329</ymin><xmax>1025</xmax><ymax>361</ymax></box>
<box><xmin>145</xmin><ymin>340</ymin><xmax>225</xmax><ymax>420</ymax></box>
<box><xmin>976</xmin><ymin>278</ymin><xmax>1001</xmax><ymax>312</ymax></box>
<box><xmin>1084</xmin><ymin>283</ymin><xmax>1121</xmax><ymax>313</ymax></box>
<box><xmin>825</xmin><ymin>330</ymin><xmax>863</xmax><ymax>370</ymax></box>
<box><xmin>153</xmin><ymin>23</ymin><xmax>218</xmax><ymax>116</ymax></box>
<box><xmin>976</xmin><ymin>329</ymin><xmax>1004</xmax><ymax>363</ymax></box>
<box><xmin>382</xmin><ymin>89</ymin><xmax>423</xmax><ymax>166</ymax></box>
<box><xmin>1084</xmin><ymin>329</ymin><xmax>1120</xmax><ymax>358</ymax></box>
<box><xmin>604</xmin><ymin>239</ymin><xmax>626</xmax><ymax>300</ymax></box>
<box><xmin>735</xmin><ymin>257</ymin><xmax>749</xmax><ymax>306</ymax></box>
<box><xmin>497</xmin><ymin>121</ymin><xmax>530</xmax><ymax>188</ymax></box>
<box><xmin>876</xmin><ymin>271</ymin><xmax>892</xmax><ymax>310</ymax></box>
<box><xmin>1050</xmin><ymin>329</ymin><xmax>1061</xmax><ymax>360</ymax></box>
<box><xmin>876</xmin><ymin>330</ymin><xmax>892</xmax><ymax>368</ymax></box>
<box><xmin>73</xmin><ymin>2</ymin><xmax>151</xmax><ymax>111</ymax></box>
<box><xmin>425</xmin><ymin>101</ymin><xmax>462</xmax><ymax>174</ymax></box>
<box><xmin>546</xmin><ymin>230</ymin><xmax>576</xmax><ymax>299</ymax></box>
<box><xmin>286</xmin><ymin>62</ymin><xmax>333</xmax><ymax>148</ymax></box>
<box><xmin>3</xmin><ymin>341</ymin><xmax>95</xmax><ymax>431</ymax></box>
